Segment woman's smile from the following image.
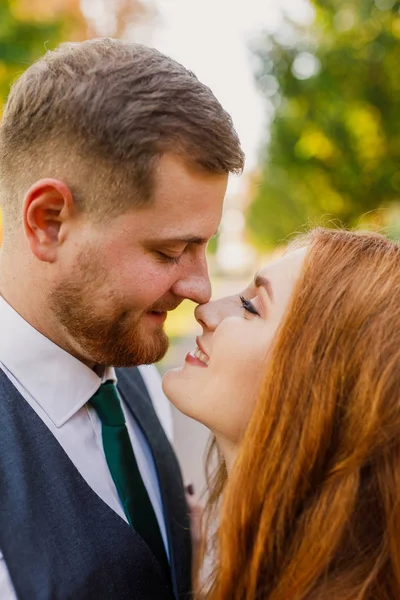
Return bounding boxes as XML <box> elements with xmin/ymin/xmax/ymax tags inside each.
<box><xmin>185</xmin><ymin>346</ymin><xmax>209</xmax><ymax>368</ymax></box>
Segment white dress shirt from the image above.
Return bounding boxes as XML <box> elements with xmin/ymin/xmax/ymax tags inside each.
<box><xmin>0</xmin><ymin>296</ymin><xmax>173</xmax><ymax>599</ymax></box>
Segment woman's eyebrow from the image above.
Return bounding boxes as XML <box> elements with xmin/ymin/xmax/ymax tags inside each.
<box><xmin>254</xmin><ymin>275</ymin><xmax>274</xmax><ymax>302</ymax></box>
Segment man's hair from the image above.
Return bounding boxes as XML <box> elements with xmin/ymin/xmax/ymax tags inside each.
<box><xmin>0</xmin><ymin>37</ymin><xmax>244</xmax><ymax>224</ymax></box>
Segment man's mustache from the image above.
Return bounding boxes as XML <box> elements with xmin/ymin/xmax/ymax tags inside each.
<box><xmin>148</xmin><ymin>300</ymin><xmax>183</xmax><ymax>313</ymax></box>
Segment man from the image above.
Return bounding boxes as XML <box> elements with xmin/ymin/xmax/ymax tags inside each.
<box><xmin>0</xmin><ymin>38</ymin><xmax>244</xmax><ymax>599</ymax></box>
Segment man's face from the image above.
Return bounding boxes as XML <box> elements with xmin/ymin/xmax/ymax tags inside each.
<box><xmin>49</xmin><ymin>154</ymin><xmax>227</xmax><ymax>367</ymax></box>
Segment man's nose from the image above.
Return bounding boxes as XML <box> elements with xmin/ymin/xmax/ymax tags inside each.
<box><xmin>171</xmin><ymin>259</ymin><xmax>212</xmax><ymax>305</ymax></box>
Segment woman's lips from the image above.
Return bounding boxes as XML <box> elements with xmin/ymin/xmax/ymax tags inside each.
<box><xmin>195</xmin><ymin>336</ymin><xmax>210</xmax><ymax>360</ymax></box>
<box><xmin>185</xmin><ymin>349</ymin><xmax>209</xmax><ymax>368</ymax></box>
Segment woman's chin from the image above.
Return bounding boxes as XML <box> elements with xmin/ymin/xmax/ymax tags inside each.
<box><xmin>161</xmin><ymin>367</ymin><xmax>185</xmax><ymax>406</ymax></box>
<box><xmin>162</xmin><ymin>367</ymin><xmax>204</xmax><ymax>422</ymax></box>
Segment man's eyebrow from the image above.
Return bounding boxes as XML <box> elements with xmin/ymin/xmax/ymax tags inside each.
<box><xmin>254</xmin><ymin>274</ymin><xmax>274</xmax><ymax>302</ymax></box>
<box><xmin>149</xmin><ymin>235</ymin><xmax>214</xmax><ymax>245</ymax></box>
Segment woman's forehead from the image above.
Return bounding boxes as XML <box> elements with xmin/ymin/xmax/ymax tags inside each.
<box><xmin>257</xmin><ymin>246</ymin><xmax>308</xmax><ymax>280</ymax></box>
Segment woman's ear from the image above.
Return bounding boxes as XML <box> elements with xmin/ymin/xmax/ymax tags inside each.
<box><xmin>23</xmin><ymin>178</ymin><xmax>75</xmax><ymax>262</ymax></box>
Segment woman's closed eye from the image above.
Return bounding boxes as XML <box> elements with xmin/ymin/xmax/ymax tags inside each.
<box><xmin>240</xmin><ymin>295</ymin><xmax>260</xmax><ymax>316</ymax></box>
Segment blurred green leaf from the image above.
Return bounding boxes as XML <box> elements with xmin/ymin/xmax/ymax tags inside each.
<box><xmin>249</xmin><ymin>0</ymin><xmax>400</xmax><ymax>247</ymax></box>
<box><xmin>0</xmin><ymin>0</ymin><xmax>86</xmax><ymax>110</ymax></box>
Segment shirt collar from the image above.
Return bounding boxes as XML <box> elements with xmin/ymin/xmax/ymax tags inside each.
<box><xmin>0</xmin><ymin>296</ymin><xmax>117</xmax><ymax>428</ymax></box>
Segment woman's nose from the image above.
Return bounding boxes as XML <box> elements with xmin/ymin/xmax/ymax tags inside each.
<box><xmin>195</xmin><ymin>296</ymin><xmax>235</xmax><ymax>331</ymax></box>
<box><xmin>195</xmin><ymin>300</ymin><xmax>220</xmax><ymax>332</ymax></box>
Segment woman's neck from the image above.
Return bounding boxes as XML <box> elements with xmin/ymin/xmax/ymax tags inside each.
<box><xmin>214</xmin><ymin>434</ymin><xmax>240</xmax><ymax>474</ymax></box>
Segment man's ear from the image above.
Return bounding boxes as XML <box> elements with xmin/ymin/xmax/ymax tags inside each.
<box><xmin>23</xmin><ymin>178</ymin><xmax>75</xmax><ymax>263</ymax></box>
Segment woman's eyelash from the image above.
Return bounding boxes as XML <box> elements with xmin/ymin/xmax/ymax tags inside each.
<box><xmin>239</xmin><ymin>295</ymin><xmax>260</xmax><ymax>316</ymax></box>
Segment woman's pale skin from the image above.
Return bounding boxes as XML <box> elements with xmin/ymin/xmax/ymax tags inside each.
<box><xmin>162</xmin><ymin>247</ymin><xmax>307</xmax><ymax>472</ymax></box>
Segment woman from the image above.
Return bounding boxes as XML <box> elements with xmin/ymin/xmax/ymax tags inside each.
<box><xmin>163</xmin><ymin>228</ymin><xmax>400</xmax><ymax>600</ymax></box>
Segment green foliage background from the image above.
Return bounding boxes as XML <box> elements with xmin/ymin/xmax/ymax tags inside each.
<box><xmin>0</xmin><ymin>0</ymin><xmax>83</xmax><ymax>109</ymax></box>
<box><xmin>249</xmin><ymin>0</ymin><xmax>400</xmax><ymax>248</ymax></box>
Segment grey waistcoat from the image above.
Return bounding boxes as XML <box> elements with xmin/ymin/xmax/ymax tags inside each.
<box><xmin>0</xmin><ymin>366</ymin><xmax>192</xmax><ymax>600</ymax></box>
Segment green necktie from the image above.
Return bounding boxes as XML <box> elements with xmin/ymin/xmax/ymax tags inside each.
<box><xmin>89</xmin><ymin>381</ymin><xmax>169</xmax><ymax>578</ymax></box>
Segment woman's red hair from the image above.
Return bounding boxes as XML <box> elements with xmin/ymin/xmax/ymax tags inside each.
<box><xmin>203</xmin><ymin>228</ymin><xmax>400</xmax><ymax>600</ymax></box>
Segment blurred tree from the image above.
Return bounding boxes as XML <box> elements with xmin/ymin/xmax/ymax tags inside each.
<box><xmin>0</xmin><ymin>0</ymin><xmax>87</xmax><ymax>105</ymax></box>
<box><xmin>0</xmin><ymin>0</ymin><xmax>157</xmax><ymax>108</ymax></box>
<box><xmin>0</xmin><ymin>0</ymin><xmax>87</xmax><ymax>108</ymax></box>
<box><xmin>81</xmin><ymin>0</ymin><xmax>157</xmax><ymax>40</ymax></box>
<box><xmin>249</xmin><ymin>0</ymin><xmax>400</xmax><ymax>247</ymax></box>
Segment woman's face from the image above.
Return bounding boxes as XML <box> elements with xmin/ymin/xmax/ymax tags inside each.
<box><xmin>162</xmin><ymin>247</ymin><xmax>307</xmax><ymax>444</ymax></box>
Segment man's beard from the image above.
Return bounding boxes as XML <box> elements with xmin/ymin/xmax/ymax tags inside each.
<box><xmin>49</xmin><ymin>268</ymin><xmax>170</xmax><ymax>368</ymax></box>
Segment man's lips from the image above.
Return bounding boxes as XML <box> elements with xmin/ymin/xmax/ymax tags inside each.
<box><xmin>143</xmin><ymin>302</ymin><xmax>182</xmax><ymax>324</ymax></box>
<box><xmin>145</xmin><ymin>310</ymin><xmax>167</xmax><ymax>324</ymax></box>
